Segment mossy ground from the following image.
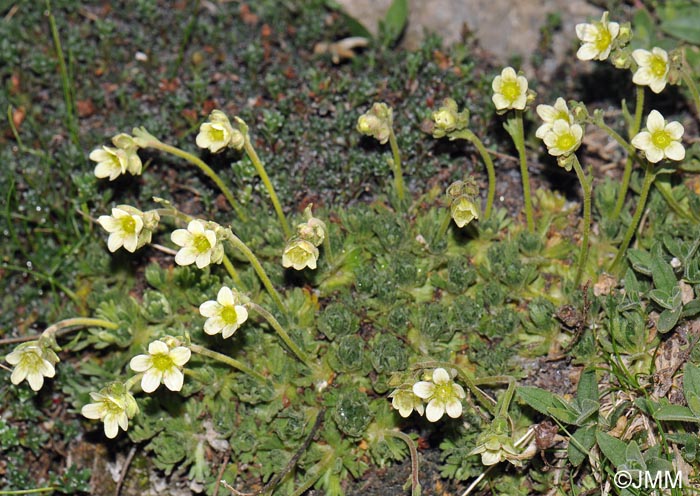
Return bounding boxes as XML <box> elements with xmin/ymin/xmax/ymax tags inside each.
<box><xmin>3</xmin><ymin>1</ymin><xmax>700</xmax><ymax>495</ymax></box>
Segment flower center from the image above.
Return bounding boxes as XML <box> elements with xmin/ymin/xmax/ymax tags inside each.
<box><xmin>501</xmin><ymin>80</ymin><xmax>521</xmax><ymax>103</ymax></box>
<box><xmin>151</xmin><ymin>353</ymin><xmax>173</xmax><ymax>371</ymax></box>
<box><xmin>23</xmin><ymin>350</ymin><xmax>45</xmax><ymax>370</ymax></box>
<box><xmin>193</xmin><ymin>233</ymin><xmax>212</xmax><ymax>253</ymax></box>
<box><xmin>556</xmin><ymin>132</ymin><xmax>576</xmax><ymax>152</ymax></box>
<box><xmin>433</xmin><ymin>382</ymin><xmax>456</xmax><ymax>404</ymax></box>
<box><xmin>221</xmin><ymin>305</ymin><xmax>239</xmax><ymax>324</ymax></box>
<box><xmin>210</xmin><ymin>125</ymin><xmax>226</xmax><ymax>142</ymax></box>
<box><xmin>555</xmin><ymin>110</ymin><xmax>571</xmax><ymax>123</ymax></box>
<box><xmin>104</xmin><ymin>395</ymin><xmax>126</xmax><ymax>414</ymax></box>
<box><xmin>650</xmin><ymin>55</ymin><xmax>667</xmax><ymax>78</ymax></box>
<box><xmin>594</xmin><ymin>26</ymin><xmax>612</xmax><ymax>52</ymax></box>
<box><xmin>651</xmin><ymin>130</ymin><xmax>671</xmax><ymax>149</ymax></box>
<box><xmin>119</xmin><ymin>215</ymin><xmax>137</xmax><ymax>235</ymax></box>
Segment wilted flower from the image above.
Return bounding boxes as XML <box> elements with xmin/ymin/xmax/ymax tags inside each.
<box><xmin>542</xmin><ymin>120</ymin><xmax>583</xmax><ymax>158</ymax></box>
<box><xmin>5</xmin><ymin>341</ymin><xmax>59</xmax><ymax>391</ymax></box>
<box><xmin>631</xmin><ymin>109</ymin><xmax>685</xmax><ymax>163</ymax></box>
<box><xmin>469</xmin><ymin>417</ymin><xmax>521</xmax><ymax>466</ymax></box>
<box><xmin>282</xmin><ymin>237</ymin><xmax>319</xmax><ymax>270</ymax></box>
<box><xmin>98</xmin><ymin>205</ymin><xmax>159</xmax><ymax>253</ymax></box>
<box><xmin>450</xmin><ymin>197</ymin><xmax>479</xmax><ymax>228</ymax></box>
<box><xmin>129</xmin><ymin>339</ymin><xmax>191</xmax><ymax>393</ymax></box>
<box><xmin>412</xmin><ymin>368</ymin><xmax>465</xmax><ymax>422</ymax></box>
<box><xmin>81</xmin><ymin>382</ymin><xmax>139</xmax><ymax>439</ymax></box>
<box><xmin>389</xmin><ymin>388</ymin><xmax>425</xmax><ymax>418</ymax></box>
<box><xmin>575</xmin><ymin>11</ymin><xmax>620</xmax><ymax>61</ymax></box>
<box><xmin>171</xmin><ymin>219</ymin><xmax>224</xmax><ymax>268</ymax></box>
<box><xmin>196</xmin><ymin>109</ymin><xmax>245</xmax><ymax>152</ymax></box>
<box><xmin>535</xmin><ymin>98</ymin><xmax>574</xmax><ymax>139</ymax></box>
<box><xmin>632</xmin><ymin>47</ymin><xmax>670</xmax><ymax>94</ymax></box>
<box><xmin>111</xmin><ymin>133</ymin><xmax>143</xmax><ymax>175</ymax></box>
<box><xmin>431</xmin><ymin>98</ymin><xmax>469</xmax><ymax>139</ymax></box>
<box><xmin>296</xmin><ymin>205</ymin><xmax>327</xmax><ymax>247</ymax></box>
<box><xmin>357</xmin><ymin>102</ymin><xmax>393</xmax><ymax>144</ymax></box>
<box><xmin>199</xmin><ymin>287</ymin><xmax>249</xmax><ymax>339</ymax></box>
<box><xmin>491</xmin><ymin>67</ymin><xmax>528</xmax><ymax>111</ymax></box>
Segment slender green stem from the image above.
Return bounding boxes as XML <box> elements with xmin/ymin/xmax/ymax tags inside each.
<box><xmin>224</xmin><ymin>232</ymin><xmax>286</xmax><ymax>314</ymax></box>
<box><xmin>609</xmin><ymin>163</ymin><xmax>656</xmax><ymax>274</ymax></box>
<box><xmin>654</xmin><ymin>179</ymin><xmax>698</xmax><ymax>222</ymax></box>
<box><xmin>243</xmin><ymin>137</ymin><xmax>291</xmax><ymax>238</ymax></box>
<box><xmin>383</xmin><ymin>430</ymin><xmax>421</xmax><ymax>496</ymax></box>
<box><xmin>42</xmin><ymin>317</ymin><xmax>118</xmax><ymax>340</ymax></box>
<box><xmin>595</xmin><ymin>119</ymin><xmax>636</xmax><ymax>155</ymax></box>
<box><xmin>495</xmin><ymin>376</ymin><xmax>516</xmax><ymax>419</ymax></box>
<box><xmin>681</xmin><ymin>67</ymin><xmax>700</xmax><ymax>120</ymax></box>
<box><xmin>46</xmin><ymin>0</ymin><xmax>79</xmax><ymax>147</ymax></box>
<box><xmin>248</xmin><ymin>302</ymin><xmax>313</xmax><ymax>369</ymax></box>
<box><xmin>571</xmin><ymin>156</ymin><xmax>592</xmax><ymax>286</ymax></box>
<box><xmin>613</xmin><ymin>86</ymin><xmax>645</xmax><ymax>219</ymax></box>
<box><xmin>463</xmin><ymin>130</ymin><xmax>496</xmax><ymax>219</ymax></box>
<box><xmin>0</xmin><ymin>488</ymin><xmax>56</xmax><ymax>495</ymax></box>
<box><xmin>435</xmin><ymin>209</ymin><xmax>452</xmax><ymax>243</ymax></box>
<box><xmin>142</xmin><ymin>140</ymin><xmax>247</xmax><ymax>222</ymax></box>
<box><xmin>124</xmin><ymin>372</ymin><xmax>144</xmax><ymax>390</ymax></box>
<box><xmin>189</xmin><ymin>343</ymin><xmax>267</xmax><ymax>382</ymax></box>
<box><xmin>387</xmin><ymin>128</ymin><xmax>407</xmax><ymax>203</ymax></box>
<box><xmin>222</xmin><ymin>254</ymin><xmax>243</xmax><ymax>286</ymax></box>
<box><xmin>511</xmin><ymin>112</ymin><xmax>534</xmax><ymax>232</ymax></box>
<box><xmin>290</xmin><ymin>451</ymin><xmax>335</xmax><ymax>496</ymax></box>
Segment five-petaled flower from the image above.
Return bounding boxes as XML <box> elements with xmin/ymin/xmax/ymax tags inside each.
<box><xmin>632</xmin><ymin>47</ymin><xmax>670</xmax><ymax>94</ymax></box>
<box><xmin>5</xmin><ymin>341</ymin><xmax>59</xmax><ymax>391</ymax></box>
<box><xmin>631</xmin><ymin>110</ymin><xmax>685</xmax><ymax>163</ymax></box>
<box><xmin>199</xmin><ymin>287</ymin><xmax>249</xmax><ymax>339</ymax></box>
<box><xmin>412</xmin><ymin>368</ymin><xmax>466</xmax><ymax>422</ymax></box>
<box><xmin>575</xmin><ymin>11</ymin><xmax>620</xmax><ymax>61</ymax></box>
<box><xmin>171</xmin><ymin>219</ymin><xmax>224</xmax><ymax>269</ymax></box>
<box><xmin>196</xmin><ymin>109</ymin><xmax>245</xmax><ymax>153</ymax></box>
<box><xmin>542</xmin><ymin>120</ymin><xmax>584</xmax><ymax>157</ymax></box>
<box><xmin>81</xmin><ymin>382</ymin><xmax>139</xmax><ymax>439</ymax></box>
<box><xmin>535</xmin><ymin>98</ymin><xmax>574</xmax><ymax>139</ymax></box>
<box><xmin>98</xmin><ymin>206</ymin><xmax>144</xmax><ymax>253</ymax></box>
<box><xmin>282</xmin><ymin>238</ymin><xmax>319</xmax><ymax>270</ymax></box>
<box><xmin>491</xmin><ymin>67</ymin><xmax>528</xmax><ymax>111</ymax></box>
<box><xmin>129</xmin><ymin>340</ymin><xmax>191</xmax><ymax>393</ymax></box>
<box><xmin>389</xmin><ymin>388</ymin><xmax>425</xmax><ymax>418</ymax></box>
<box><xmin>90</xmin><ymin>146</ymin><xmax>131</xmax><ymax>181</ymax></box>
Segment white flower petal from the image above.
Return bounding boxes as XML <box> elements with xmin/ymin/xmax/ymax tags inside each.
<box><xmin>169</xmin><ymin>347</ymin><xmax>191</xmax><ymax>366</ymax></box>
<box><xmin>175</xmin><ymin>247</ymin><xmax>198</xmax><ymax>266</ymax></box>
<box><xmin>188</xmin><ymin>220</ymin><xmax>205</xmax><ymax>234</ymax></box>
<box><xmin>646</xmin><ymin>110</ymin><xmax>664</xmax><ymax>131</ymax></box>
<box><xmin>412</xmin><ymin>381</ymin><xmax>434</xmax><ymax>399</ymax></box>
<box><xmin>665</xmin><ymin>142</ymin><xmax>685</xmax><ymax>161</ymax></box>
<box><xmin>645</xmin><ymin>147</ymin><xmax>664</xmax><ymax>163</ymax></box>
<box><xmin>148</xmin><ymin>340</ymin><xmax>169</xmax><ymax>355</ymax></box>
<box><xmin>163</xmin><ymin>368</ymin><xmax>184</xmax><ymax>391</ymax></box>
<box><xmin>195</xmin><ymin>252</ymin><xmax>212</xmax><ymax>268</ymax></box>
<box><xmin>204</xmin><ymin>317</ymin><xmax>225</xmax><ymax>335</ymax></box>
<box><xmin>26</xmin><ymin>372</ymin><xmax>45</xmax><ymax>391</ymax></box>
<box><xmin>432</xmin><ymin>368</ymin><xmax>450</xmax><ymax>384</ymax></box>
<box><xmin>665</xmin><ymin>121</ymin><xmax>684</xmax><ymax>140</ymax></box>
<box><xmin>171</xmin><ymin>229</ymin><xmax>191</xmax><ymax>247</ymax></box>
<box><xmin>218</xmin><ymin>287</ymin><xmax>234</xmax><ymax>306</ymax></box>
<box><xmin>141</xmin><ymin>369</ymin><xmax>162</xmax><ymax>393</ymax></box>
<box><xmin>130</xmin><ymin>354</ymin><xmax>153</xmax><ymax>372</ymax></box>
<box><xmin>199</xmin><ymin>301</ymin><xmax>220</xmax><ymax>317</ymax></box>
<box><xmin>445</xmin><ymin>398</ymin><xmax>463</xmax><ymax>418</ymax></box>
<box><xmin>10</xmin><ymin>366</ymin><xmax>28</xmax><ymax>385</ymax></box>
<box><xmin>81</xmin><ymin>403</ymin><xmax>104</xmax><ymax>419</ymax></box>
<box><xmin>236</xmin><ymin>305</ymin><xmax>249</xmax><ymax>325</ymax></box>
<box><xmin>425</xmin><ymin>400</ymin><xmax>445</xmax><ymax>422</ymax></box>
<box><xmin>103</xmin><ymin>414</ymin><xmax>119</xmax><ymax>438</ymax></box>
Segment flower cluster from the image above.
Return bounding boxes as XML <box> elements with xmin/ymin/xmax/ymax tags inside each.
<box><xmin>536</xmin><ymin>98</ymin><xmax>584</xmax><ymax>170</ymax></box>
<box><xmin>196</xmin><ymin>109</ymin><xmax>245</xmax><ymax>153</ymax></box>
<box><xmin>282</xmin><ymin>205</ymin><xmax>327</xmax><ymax>271</ymax></box>
<box><xmin>356</xmin><ymin>102</ymin><xmax>393</xmax><ymax>144</ymax></box>
<box><xmin>98</xmin><ymin>205</ymin><xmax>160</xmax><ymax>253</ymax></box>
<box><xmin>81</xmin><ymin>382</ymin><xmax>139</xmax><ymax>439</ymax></box>
<box><xmin>430</xmin><ymin>98</ymin><xmax>469</xmax><ymax>139</ymax></box>
<box><xmin>390</xmin><ymin>368</ymin><xmax>465</xmax><ymax>422</ymax></box>
<box><xmin>5</xmin><ymin>341</ymin><xmax>59</xmax><ymax>391</ymax></box>
<box><xmin>90</xmin><ymin>133</ymin><xmax>143</xmax><ymax>181</ymax></box>
<box><xmin>129</xmin><ymin>339</ymin><xmax>191</xmax><ymax>393</ymax></box>
<box><xmin>199</xmin><ymin>286</ymin><xmax>249</xmax><ymax>338</ymax></box>
<box><xmin>171</xmin><ymin>219</ymin><xmax>225</xmax><ymax>268</ymax></box>
<box><xmin>446</xmin><ymin>179</ymin><xmax>480</xmax><ymax>228</ymax></box>
<box><xmin>469</xmin><ymin>416</ymin><xmax>521</xmax><ymax>466</ymax></box>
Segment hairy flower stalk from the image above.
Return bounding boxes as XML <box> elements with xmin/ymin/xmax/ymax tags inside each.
<box><xmin>357</xmin><ymin>102</ymin><xmax>406</xmax><ymax>205</ymax></box>
<box><xmin>132</xmin><ymin>126</ymin><xmax>247</xmax><ymax>222</ymax></box>
<box><xmin>493</xmin><ymin>67</ymin><xmax>535</xmax><ymax>231</ymax></box>
<box><xmin>247</xmin><ymin>302</ymin><xmax>314</xmax><ymax>369</ymax></box>
<box><xmin>610</xmin><ymin>110</ymin><xmax>685</xmax><ymax>273</ymax></box>
<box><xmin>612</xmin><ymin>86</ymin><xmax>645</xmax><ymax>219</ymax></box>
<box><xmin>234</xmin><ymin>116</ymin><xmax>292</xmax><ymax>238</ymax></box>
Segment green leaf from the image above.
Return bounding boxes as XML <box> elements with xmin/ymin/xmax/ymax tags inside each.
<box><xmin>595</xmin><ymin>431</ymin><xmax>627</xmax><ymax>467</ymax></box>
<box><xmin>650</xmin><ymin>253</ymin><xmax>677</xmax><ymax>293</ymax></box>
<box><xmin>380</xmin><ymin>0</ymin><xmax>408</xmax><ymax>47</ymax></box>
<box><xmin>654</xmin><ymin>404</ymin><xmax>700</xmax><ymax>422</ymax></box>
<box><xmin>574</xmin><ymin>399</ymin><xmax>600</xmax><ymax>426</ymax></box>
<box><xmin>660</xmin><ymin>2</ymin><xmax>700</xmax><ymax>44</ymax></box>
<box><xmin>576</xmin><ymin>368</ymin><xmax>599</xmax><ymax>405</ymax></box>
<box><xmin>657</xmin><ymin>306</ymin><xmax>682</xmax><ymax>334</ymax></box>
<box><xmin>568</xmin><ymin>425</ymin><xmax>596</xmax><ymax>467</ymax></box>
<box><xmin>685</xmin><ymin>364</ymin><xmax>700</xmax><ymax>415</ymax></box>
<box><xmin>517</xmin><ymin>386</ymin><xmax>559</xmax><ymax>416</ymax></box>
<box><xmin>631</xmin><ymin>8</ymin><xmax>655</xmax><ymax>48</ymax></box>
<box><xmin>627</xmin><ymin>249</ymin><xmax>653</xmax><ymax>275</ymax></box>
<box><xmin>625</xmin><ymin>441</ymin><xmax>645</xmax><ymax>469</ymax></box>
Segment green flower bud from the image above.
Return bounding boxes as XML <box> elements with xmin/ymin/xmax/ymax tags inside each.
<box><xmin>357</xmin><ymin>102</ymin><xmax>393</xmax><ymax>144</ymax></box>
<box><xmin>451</xmin><ymin>196</ymin><xmax>479</xmax><ymax>228</ymax></box>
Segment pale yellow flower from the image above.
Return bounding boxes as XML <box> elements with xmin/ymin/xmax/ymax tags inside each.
<box><xmin>412</xmin><ymin>368</ymin><xmax>465</xmax><ymax>422</ymax></box>
<box><xmin>542</xmin><ymin>120</ymin><xmax>583</xmax><ymax>157</ymax></box>
<box><xmin>199</xmin><ymin>287</ymin><xmax>249</xmax><ymax>339</ymax></box>
<box><xmin>282</xmin><ymin>238</ymin><xmax>319</xmax><ymax>270</ymax></box>
<box><xmin>631</xmin><ymin>110</ymin><xmax>685</xmax><ymax>163</ymax></box>
<box><xmin>81</xmin><ymin>382</ymin><xmax>139</xmax><ymax>439</ymax></box>
<box><xmin>5</xmin><ymin>341</ymin><xmax>58</xmax><ymax>391</ymax></box>
<box><xmin>491</xmin><ymin>67</ymin><xmax>528</xmax><ymax>111</ymax></box>
<box><xmin>171</xmin><ymin>220</ymin><xmax>224</xmax><ymax>268</ymax></box>
<box><xmin>535</xmin><ymin>98</ymin><xmax>573</xmax><ymax>139</ymax></box>
<box><xmin>129</xmin><ymin>340</ymin><xmax>191</xmax><ymax>393</ymax></box>
<box><xmin>389</xmin><ymin>388</ymin><xmax>425</xmax><ymax>418</ymax></box>
<box><xmin>575</xmin><ymin>12</ymin><xmax>620</xmax><ymax>61</ymax></box>
<box><xmin>632</xmin><ymin>47</ymin><xmax>670</xmax><ymax>94</ymax></box>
